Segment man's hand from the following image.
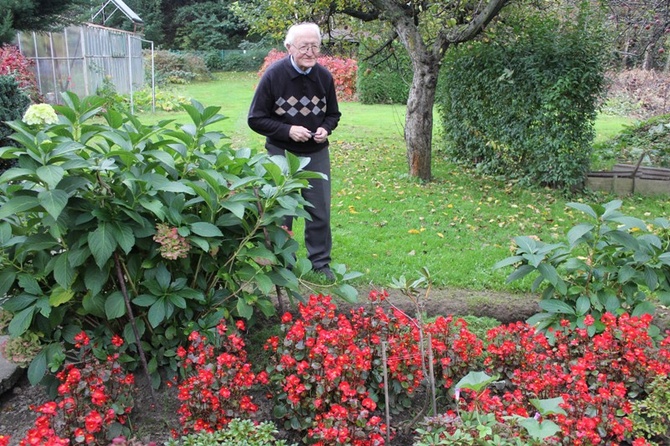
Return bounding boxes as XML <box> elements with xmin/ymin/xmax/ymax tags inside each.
<box><xmin>313</xmin><ymin>127</ymin><xmax>328</xmax><ymax>143</ymax></box>
<box><xmin>289</xmin><ymin>125</ymin><xmax>314</xmax><ymax>142</ymax></box>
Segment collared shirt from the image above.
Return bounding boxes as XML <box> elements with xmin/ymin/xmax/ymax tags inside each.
<box><xmin>290</xmin><ymin>55</ymin><xmax>312</xmax><ymax>75</ymax></box>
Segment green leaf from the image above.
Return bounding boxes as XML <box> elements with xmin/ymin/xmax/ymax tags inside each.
<box><xmin>111</xmin><ymin>223</ymin><xmax>135</xmax><ymax>254</ymax></box>
<box><xmin>333</xmin><ymin>284</ymin><xmax>358</xmax><ymax>303</ymax></box>
<box><xmin>27</xmin><ymin>348</ymin><xmax>48</xmax><ymax>385</ymax></box>
<box><xmin>18</xmin><ymin>274</ymin><xmax>42</xmax><ymax>295</ymax></box>
<box><xmin>49</xmin><ymin>286</ymin><xmax>74</xmax><ymax>307</ymax></box>
<box><xmin>575</xmin><ymin>295</ymin><xmax>590</xmax><ymax>316</ymax></box>
<box><xmin>493</xmin><ymin>256</ymin><xmax>524</xmax><ymax>270</ymax></box>
<box><xmin>8</xmin><ymin>306</ymin><xmax>36</xmax><ymax>336</ymax></box>
<box><xmin>88</xmin><ymin>223</ymin><xmax>116</xmax><ymax>268</ymax></box>
<box><xmin>506</xmin><ymin>264</ymin><xmax>535</xmax><ymax>283</ymax></box>
<box><xmin>105</xmin><ymin>291</ymin><xmax>127</xmax><ymax>319</ymax></box>
<box><xmin>236</xmin><ymin>298</ymin><xmax>254</xmax><ymax>320</ymax></box>
<box><xmin>454</xmin><ymin>371</ymin><xmax>499</xmax><ymax>393</ymax></box>
<box><xmin>82</xmin><ymin>293</ymin><xmax>106</xmax><ymax>318</ymax></box>
<box><xmin>538</xmin><ymin>299</ymin><xmax>575</xmax><ymax>315</ymax></box>
<box><xmin>133</xmin><ymin>294</ymin><xmax>159</xmax><ymax>307</ymax></box>
<box><xmin>190</xmin><ymin>221</ymin><xmax>223</xmax><ymax>237</ymax></box>
<box><xmin>0</xmin><ymin>195</ymin><xmax>40</xmax><ymax>219</ymax></box>
<box><xmin>537</xmin><ymin>263</ymin><xmax>559</xmax><ymax>285</ymax></box>
<box><xmin>632</xmin><ymin>301</ymin><xmax>655</xmax><ymax>317</ymax></box>
<box><xmin>567</xmin><ymin>223</ymin><xmax>594</xmax><ymax>246</ymax></box>
<box><xmin>518</xmin><ymin>418</ymin><xmax>561</xmax><ymax>440</ymax></box>
<box><xmin>0</xmin><ymin>269</ymin><xmax>17</xmax><ymax>297</ymax></box>
<box><xmin>254</xmin><ymin>273</ymin><xmax>274</xmax><ymax>295</ymax></box>
<box><xmin>221</xmin><ymin>201</ymin><xmax>245</xmax><ymax>219</ymax></box>
<box><xmin>148</xmin><ymin>300</ymin><xmax>167</xmax><ymax>327</ymax></box>
<box><xmin>53</xmin><ymin>253</ymin><xmax>75</xmax><ymax>288</ymax></box>
<box><xmin>567</xmin><ymin>202</ymin><xmax>599</xmax><ymax>219</ymax></box>
<box><xmin>38</xmin><ymin>189</ymin><xmax>69</xmax><ymax>221</ymax></box>
<box><xmin>84</xmin><ymin>266</ymin><xmax>108</xmax><ymax>298</ymax></box>
<box><xmin>530</xmin><ymin>396</ymin><xmax>567</xmax><ymax>416</ymax></box>
<box><xmin>168</xmin><ymin>294</ymin><xmax>186</xmax><ymax>309</ymax></box>
<box><xmin>139</xmin><ymin>198</ymin><xmax>165</xmax><ymax>219</ymax></box>
<box><xmin>36</xmin><ymin>165</ymin><xmax>65</xmax><ymax>189</ymax></box>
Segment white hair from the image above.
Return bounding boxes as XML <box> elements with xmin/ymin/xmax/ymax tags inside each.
<box><xmin>284</xmin><ymin>23</ymin><xmax>322</xmax><ymax>46</ymax></box>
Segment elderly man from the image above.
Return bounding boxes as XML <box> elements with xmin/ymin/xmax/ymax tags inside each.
<box><xmin>248</xmin><ymin>22</ymin><xmax>341</xmax><ymax>281</ymax></box>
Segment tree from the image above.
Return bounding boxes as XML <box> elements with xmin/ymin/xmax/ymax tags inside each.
<box><xmin>0</xmin><ymin>0</ymin><xmax>87</xmax><ymax>44</ymax></box>
<box><xmin>235</xmin><ymin>0</ymin><xmax>511</xmax><ymax>181</ymax></box>
<box><xmin>605</xmin><ymin>0</ymin><xmax>670</xmax><ymax>70</ymax></box>
<box><xmin>173</xmin><ymin>1</ymin><xmax>248</xmax><ymax>50</ymax></box>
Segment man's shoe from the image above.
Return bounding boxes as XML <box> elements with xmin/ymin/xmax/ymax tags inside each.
<box><xmin>314</xmin><ymin>266</ymin><xmax>335</xmax><ymax>281</ymax></box>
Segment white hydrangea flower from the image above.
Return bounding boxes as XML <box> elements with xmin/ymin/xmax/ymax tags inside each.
<box><xmin>22</xmin><ymin>103</ymin><xmax>59</xmax><ymax>126</ymax></box>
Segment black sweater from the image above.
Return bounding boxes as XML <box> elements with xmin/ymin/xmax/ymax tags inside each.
<box><xmin>248</xmin><ymin>56</ymin><xmax>341</xmax><ymax>154</ymax></box>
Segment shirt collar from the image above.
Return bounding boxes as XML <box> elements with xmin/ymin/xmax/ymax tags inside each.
<box><xmin>290</xmin><ymin>55</ymin><xmax>312</xmax><ymax>75</ymax></box>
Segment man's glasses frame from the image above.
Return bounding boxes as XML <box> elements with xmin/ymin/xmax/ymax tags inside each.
<box><xmin>294</xmin><ymin>44</ymin><xmax>320</xmax><ymax>55</ymax></box>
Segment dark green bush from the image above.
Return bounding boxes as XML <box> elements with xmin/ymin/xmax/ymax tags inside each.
<box><xmin>357</xmin><ymin>42</ymin><xmax>411</xmax><ymax>104</ymax></box>
<box><xmin>205</xmin><ymin>49</ymin><xmax>269</xmax><ymax>72</ymax></box>
<box><xmin>0</xmin><ymin>75</ymin><xmax>30</xmax><ymax>173</ymax></box>
<box><xmin>437</xmin><ymin>5</ymin><xmax>607</xmax><ymax>190</ymax></box>
<box><xmin>146</xmin><ymin>50</ymin><xmax>212</xmax><ymax>85</ymax></box>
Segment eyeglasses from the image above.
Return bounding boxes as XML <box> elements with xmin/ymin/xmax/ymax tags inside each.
<box><xmin>294</xmin><ymin>44</ymin><xmax>320</xmax><ymax>55</ymax></box>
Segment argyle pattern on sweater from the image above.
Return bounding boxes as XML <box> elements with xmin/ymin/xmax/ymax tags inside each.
<box><xmin>275</xmin><ymin>95</ymin><xmax>327</xmax><ymax>117</ymax></box>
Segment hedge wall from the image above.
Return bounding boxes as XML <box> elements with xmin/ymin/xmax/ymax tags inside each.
<box><xmin>437</xmin><ymin>10</ymin><xmax>607</xmax><ymax>190</ymax></box>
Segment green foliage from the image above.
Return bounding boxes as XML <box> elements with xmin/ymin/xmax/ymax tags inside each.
<box><xmin>438</xmin><ymin>5</ymin><xmax>607</xmax><ymax>190</ymax></box>
<box><xmin>173</xmin><ymin>1</ymin><xmax>248</xmax><ymax>51</ymax></box>
<box><xmin>0</xmin><ymin>74</ymin><xmax>31</xmax><ymax>173</ymax></box>
<box><xmin>357</xmin><ymin>41</ymin><xmax>411</xmax><ymax>105</ymax></box>
<box><xmin>205</xmin><ymin>49</ymin><xmax>270</xmax><ymax>72</ymax></box>
<box><xmin>166</xmin><ymin>419</ymin><xmax>297</xmax><ymax>446</ymax></box>
<box><xmin>593</xmin><ymin>113</ymin><xmax>670</xmax><ymax>170</ymax></box>
<box><xmin>148</xmin><ymin>51</ymin><xmax>212</xmax><ymax>86</ymax></box>
<box><xmin>495</xmin><ymin>200</ymin><xmax>670</xmax><ymax>334</ymax></box>
<box><xmin>630</xmin><ymin>374</ymin><xmax>670</xmax><ymax>445</ymax></box>
<box><xmin>0</xmin><ymin>0</ymin><xmax>87</xmax><ymax>44</ymax></box>
<box><xmin>414</xmin><ymin>371</ymin><xmax>563</xmax><ymax>445</ymax></box>
<box><xmin>0</xmin><ymin>93</ymin><xmax>326</xmax><ymax>386</ymax></box>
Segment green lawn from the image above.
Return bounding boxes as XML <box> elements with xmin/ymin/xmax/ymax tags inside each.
<box><xmin>136</xmin><ymin>73</ymin><xmax>668</xmax><ymax>291</ymax></box>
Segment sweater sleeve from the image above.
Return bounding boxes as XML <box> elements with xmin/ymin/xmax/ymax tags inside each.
<box><xmin>321</xmin><ymin>74</ymin><xmax>341</xmax><ymax>135</ymax></box>
<box><xmin>247</xmin><ymin>69</ymin><xmax>292</xmax><ymax>142</ymax></box>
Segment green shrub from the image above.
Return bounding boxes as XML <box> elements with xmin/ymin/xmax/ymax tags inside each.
<box><xmin>166</xmin><ymin>418</ymin><xmax>297</xmax><ymax>446</ymax></box>
<box><xmin>0</xmin><ymin>74</ymin><xmax>30</xmax><ymax>173</ymax></box>
<box><xmin>357</xmin><ymin>42</ymin><xmax>411</xmax><ymax>104</ymax></box>
<box><xmin>495</xmin><ymin>200</ymin><xmax>670</xmax><ymax>335</ymax></box>
<box><xmin>437</xmin><ymin>4</ymin><xmax>607</xmax><ymax>190</ymax></box>
<box><xmin>0</xmin><ymin>94</ymin><xmax>323</xmax><ymax>387</ymax></box>
<box><xmin>630</xmin><ymin>374</ymin><xmax>670</xmax><ymax>445</ymax></box>
<box><xmin>147</xmin><ymin>50</ymin><xmax>212</xmax><ymax>85</ymax></box>
<box><xmin>206</xmin><ymin>49</ymin><xmax>269</xmax><ymax>72</ymax></box>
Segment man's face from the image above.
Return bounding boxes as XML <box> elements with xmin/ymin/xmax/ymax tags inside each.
<box><xmin>287</xmin><ymin>31</ymin><xmax>320</xmax><ymax>71</ymax></box>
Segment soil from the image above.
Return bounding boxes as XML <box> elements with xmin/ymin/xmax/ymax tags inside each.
<box><xmin>1</xmin><ymin>287</ymin><xmax>668</xmax><ymax>446</ymax></box>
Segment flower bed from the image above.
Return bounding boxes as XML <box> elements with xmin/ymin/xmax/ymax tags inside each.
<box><xmin>2</xmin><ymin>291</ymin><xmax>669</xmax><ymax>446</ymax></box>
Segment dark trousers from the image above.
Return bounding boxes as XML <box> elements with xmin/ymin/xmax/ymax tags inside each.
<box><xmin>266</xmin><ymin>144</ymin><xmax>332</xmax><ymax>270</ymax></box>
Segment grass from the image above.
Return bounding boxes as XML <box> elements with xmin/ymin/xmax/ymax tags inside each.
<box><xmin>136</xmin><ymin>73</ymin><xmax>670</xmax><ymax>292</ymax></box>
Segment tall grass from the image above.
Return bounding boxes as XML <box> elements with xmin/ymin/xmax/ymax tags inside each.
<box><xmin>137</xmin><ymin>73</ymin><xmax>668</xmax><ymax>292</ymax></box>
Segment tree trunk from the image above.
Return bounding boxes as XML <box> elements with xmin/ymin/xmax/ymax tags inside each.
<box><xmin>405</xmin><ymin>60</ymin><xmax>439</xmax><ymax>181</ymax></box>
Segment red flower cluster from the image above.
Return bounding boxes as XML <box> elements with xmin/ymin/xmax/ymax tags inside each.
<box><xmin>266</xmin><ymin>292</ymin><xmax>484</xmax><ymax>445</ymax></box>
<box><xmin>11</xmin><ymin>331</ymin><xmax>135</xmax><ymax>445</ymax></box>
<box><xmin>259</xmin><ymin>49</ymin><xmax>358</xmax><ymax>102</ymax></box>
<box><xmin>172</xmin><ymin>320</ymin><xmax>268</xmax><ymax>436</ymax></box>
<box><xmin>482</xmin><ymin>313</ymin><xmax>670</xmax><ymax>445</ymax></box>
